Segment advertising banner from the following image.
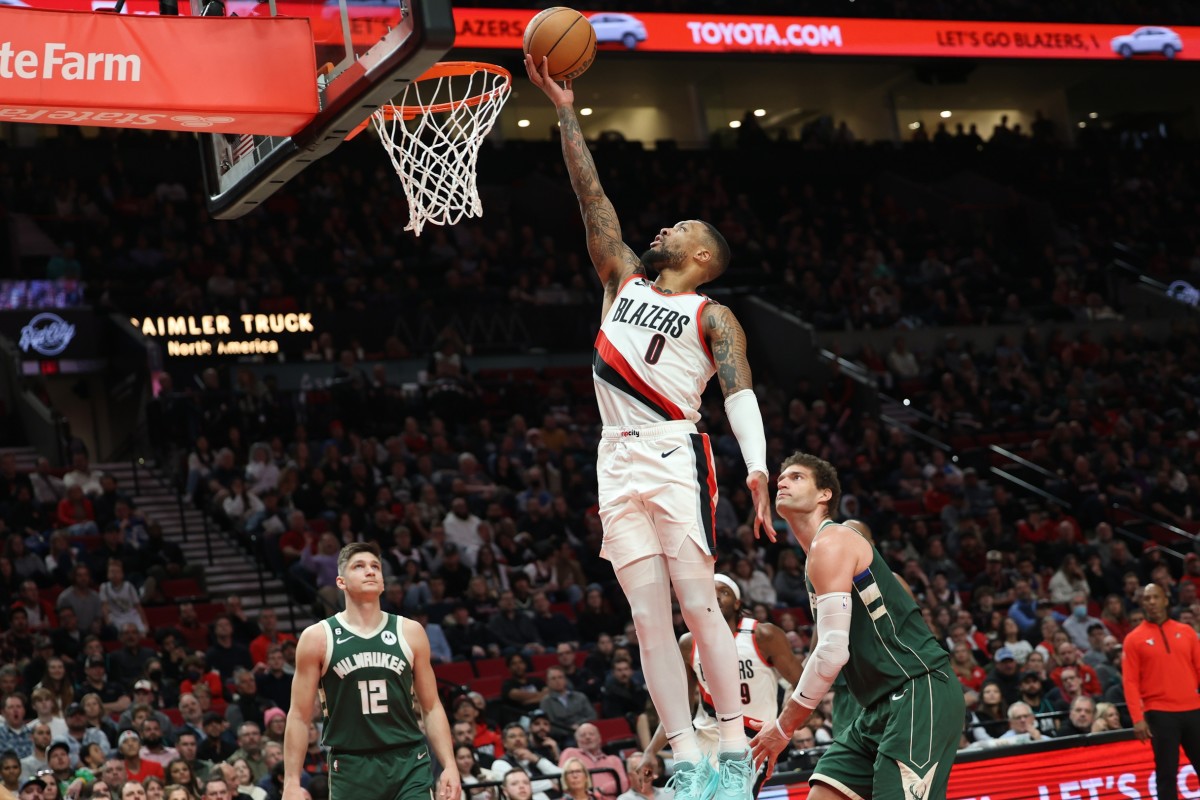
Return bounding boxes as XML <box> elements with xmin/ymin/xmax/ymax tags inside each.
<box><xmin>763</xmin><ymin>738</ymin><xmax>1193</xmax><ymax>800</ymax></box>
<box><xmin>451</xmin><ymin>10</ymin><xmax>1199</xmax><ymax>61</ymax></box>
<box><xmin>0</xmin><ymin>7</ymin><xmax>317</xmax><ymax>134</ymax></box>
<box><xmin>6</xmin><ymin>3</ymin><xmax>1197</xmax><ymax>61</ymax></box>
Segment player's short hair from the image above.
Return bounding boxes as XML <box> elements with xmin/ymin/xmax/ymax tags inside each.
<box><xmin>780</xmin><ymin>452</ymin><xmax>841</xmax><ymax>516</ymax></box>
<box><xmin>337</xmin><ymin>542</ymin><xmax>382</xmax><ymax>576</ymax></box>
<box><xmin>699</xmin><ymin>221</ymin><xmax>730</xmax><ymax>279</ymax></box>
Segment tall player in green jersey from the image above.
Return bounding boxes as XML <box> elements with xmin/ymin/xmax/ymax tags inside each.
<box><xmin>283</xmin><ymin>543</ymin><xmax>460</xmax><ymax>800</ymax></box>
<box><xmin>750</xmin><ymin>454</ymin><xmax>963</xmax><ymax>800</ymax></box>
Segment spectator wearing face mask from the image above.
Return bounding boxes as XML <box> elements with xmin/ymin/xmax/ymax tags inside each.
<box><xmin>1061</xmin><ymin>593</ymin><xmax>1104</xmax><ymax>650</ymax></box>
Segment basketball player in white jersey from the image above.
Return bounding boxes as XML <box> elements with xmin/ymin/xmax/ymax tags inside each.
<box><xmin>527</xmin><ymin>55</ymin><xmax>773</xmax><ymax>800</ymax></box>
<box><xmin>636</xmin><ymin>575</ymin><xmax>803</xmax><ymax>796</ymax></box>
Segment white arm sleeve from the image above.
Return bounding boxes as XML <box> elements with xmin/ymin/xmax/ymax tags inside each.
<box><xmin>790</xmin><ymin>592</ymin><xmax>852</xmax><ymax>709</ymax></box>
<box><xmin>724</xmin><ymin>389</ymin><xmax>767</xmax><ymax>476</ymax></box>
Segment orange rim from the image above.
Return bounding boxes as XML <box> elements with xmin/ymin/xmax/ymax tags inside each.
<box><xmin>346</xmin><ymin>61</ymin><xmax>510</xmax><ymax>139</ymax></box>
<box><xmin>390</xmin><ymin>61</ymin><xmax>512</xmax><ymax>117</ymax></box>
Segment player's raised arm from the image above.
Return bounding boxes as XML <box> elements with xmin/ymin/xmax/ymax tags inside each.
<box><xmin>282</xmin><ymin>625</ymin><xmax>324</xmax><ymax>800</ymax></box>
<box><xmin>703</xmin><ymin>302</ymin><xmax>772</xmax><ymax>541</ymax></box>
<box><xmin>523</xmin><ymin>55</ymin><xmax>643</xmax><ymax>300</ymax></box>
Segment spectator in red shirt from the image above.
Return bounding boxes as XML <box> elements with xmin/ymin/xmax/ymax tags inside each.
<box><xmin>922</xmin><ymin>472</ymin><xmax>953</xmax><ymax>515</ymax></box>
<box><xmin>117</xmin><ymin>730</ymin><xmax>164</xmax><ymax>783</ymax></box>
<box><xmin>1051</xmin><ymin>642</ymin><xmax>1102</xmax><ymax>697</ymax></box>
<box><xmin>248</xmin><ymin>609</ymin><xmax>296</xmax><ymax>666</ymax></box>
<box><xmin>452</xmin><ymin>694</ymin><xmax>504</xmax><ymax>760</ymax></box>
<box><xmin>951</xmin><ymin>641</ymin><xmax>987</xmax><ymax>692</ymax></box>
<box><xmin>56</xmin><ymin>485</ymin><xmax>98</xmax><ymax>536</ymax></box>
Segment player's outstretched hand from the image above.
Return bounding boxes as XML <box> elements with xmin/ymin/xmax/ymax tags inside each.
<box><xmin>747</xmin><ymin>470</ymin><xmax>775</xmax><ymax>542</ymax></box>
<box><xmin>524</xmin><ymin>54</ymin><xmax>574</xmax><ymax>108</ymax></box>
<box><xmin>749</xmin><ymin>720</ymin><xmax>790</xmax><ymax>781</ymax></box>
<box><xmin>437</xmin><ymin>766</ymin><xmax>462</xmax><ymax>800</ymax></box>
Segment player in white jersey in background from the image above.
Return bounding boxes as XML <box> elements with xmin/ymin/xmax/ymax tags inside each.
<box><xmin>636</xmin><ymin>575</ymin><xmax>803</xmax><ymax>797</ymax></box>
<box><xmin>527</xmin><ymin>55</ymin><xmax>773</xmax><ymax>800</ymax></box>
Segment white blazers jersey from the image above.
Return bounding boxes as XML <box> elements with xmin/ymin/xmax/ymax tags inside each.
<box><xmin>692</xmin><ymin>618</ymin><xmax>781</xmax><ymax>740</ymax></box>
<box><xmin>593</xmin><ymin>276</ymin><xmax>716</xmax><ymax>427</ymax></box>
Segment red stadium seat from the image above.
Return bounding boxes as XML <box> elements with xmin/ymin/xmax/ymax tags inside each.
<box><xmin>468</xmin><ymin>676</ymin><xmax>505</xmax><ymax>701</ymax></box>
<box><xmin>473</xmin><ymin>657</ymin><xmax>507</xmax><ymax>678</ymax></box>
<box><xmin>550</xmin><ymin>602</ymin><xmax>576</xmax><ymax>621</ymax></box>
<box><xmin>531</xmin><ymin>654</ymin><xmax>558</xmax><ymax>672</ymax></box>
<box><xmin>162</xmin><ymin>578</ymin><xmax>204</xmax><ymax>600</ymax></box>
<box><xmin>194</xmin><ymin>602</ymin><xmax>226</xmax><ymax>624</ymax></box>
<box><xmin>434</xmin><ymin>662</ymin><xmax>476</xmax><ymax>685</ymax></box>
<box><xmin>592</xmin><ymin>717</ymin><xmax>636</xmax><ymax>748</ymax></box>
<box><xmin>145</xmin><ymin>606</ymin><xmax>177</xmax><ymax>629</ymax></box>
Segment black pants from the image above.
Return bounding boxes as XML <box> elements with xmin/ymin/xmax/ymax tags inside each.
<box><xmin>1146</xmin><ymin>709</ymin><xmax>1200</xmax><ymax>800</ymax></box>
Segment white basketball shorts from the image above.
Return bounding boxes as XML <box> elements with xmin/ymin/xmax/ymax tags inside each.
<box><xmin>597</xmin><ymin>420</ymin><xmax>719</xmax><ymax>570</ymax></box>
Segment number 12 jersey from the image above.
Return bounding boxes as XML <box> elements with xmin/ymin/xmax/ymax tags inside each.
<box><xmin>319</xmin><ymin>612</ymin><xmax>423</xmax><ymax>752</ymax></box>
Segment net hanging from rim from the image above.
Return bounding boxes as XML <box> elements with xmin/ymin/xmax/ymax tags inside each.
<box><xmin>368</xmin><ymin>61</ymin><xmax>511</xmax><ymax>236</ymax></box>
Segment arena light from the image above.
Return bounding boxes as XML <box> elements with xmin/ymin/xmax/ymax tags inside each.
<box><xmin>753</xmin><ymin>108</ymin><xmax>766</xmax><ymax>117</ymax></box>
<box><xmin>1078</xmin><ymin>121</ymin><xmax>1087</xmax><ymax>128</ymax></box>
<box><xmin>729</xmin><ymin>120</ymin><xmax>742</xmax><ymax>128</ymax></box>
<box><xmin>907</xmin><ymin>122</ymin><xmax>921</xmax><ymax>130</ymax></box>
<box><xmin>939</xmin><ymin>110</ymin><xmax>952</xmax><ymax>118</ymax></box>
<box><xmin>1088</xmin><ymin>112</ymin><xmax>1099</xmax><ymax>119</ymax></box>
<box><xmin>517</xmin><ymin>119</ymin><xmax>530</xmax><ymax>128</ymax></box>
<box><xmin>580</xmin><ymin>107</ymin><xmax>593</xmax><ymax>116</ymax></box>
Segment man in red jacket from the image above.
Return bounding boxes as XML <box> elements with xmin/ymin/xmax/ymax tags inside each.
<box><xmin>1123</xmin><ymin>583</ymin><xmax>1200</xmax><ymax>800</ymax></box>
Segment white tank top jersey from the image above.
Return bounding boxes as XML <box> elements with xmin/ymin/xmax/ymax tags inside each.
<box><xmin>692</xmin><ymin>618</ymin><xmax>782</xmax><ymax>733</ymax></box>
<box><xmin>592</xmin><ymin>275</ymin><xmax>716</xmax><ymax>427</ymax></box>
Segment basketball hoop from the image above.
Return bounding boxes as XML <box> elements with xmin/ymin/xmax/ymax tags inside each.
<box><xmin>356</xmin><ymin>61</ymin><xmax>511</xmax><ymax>236</ymax></box>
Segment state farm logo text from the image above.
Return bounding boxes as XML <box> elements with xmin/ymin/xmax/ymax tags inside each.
<box><xmin>0</xmin><ymin>42</ymin><xmax>141</xmax><ymax>81</ymax></box>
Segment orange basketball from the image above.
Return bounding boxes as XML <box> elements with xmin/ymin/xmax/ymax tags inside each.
<box><xmin>523</xmin><ymin>7</ymin><xmax>597</xmax><ymax>81</ymax></box>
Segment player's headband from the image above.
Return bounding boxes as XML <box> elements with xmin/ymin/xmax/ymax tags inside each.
<box><xmin>714</xmin><ymin>574</ymin><xmax>741</xmax><ymax>601</ymax></box>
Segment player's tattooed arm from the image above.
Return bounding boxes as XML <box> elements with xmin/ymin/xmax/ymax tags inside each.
<box><xmin>556</xmin><ymin>105</ymin><xmax>644</xmax><ymax>294</ymax></box>
<box><xmin>705</xmin><ymin>303</ymin><xmax>754</xmax><ymax>397</ymax></box>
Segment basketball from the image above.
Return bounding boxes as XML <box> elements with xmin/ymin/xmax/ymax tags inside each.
<box><xmin>523</xmin><ymin>7</ymin><xmax>597</xmax><ymax>81</ymax></box>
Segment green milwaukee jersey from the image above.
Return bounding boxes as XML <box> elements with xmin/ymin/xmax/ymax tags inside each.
<box><xmin>319</xmin><ymin>612</ymin><xmax>423</xmax><ymax>752</ymax></box>
<box><xmin>806</xmin><ymin>520</ymin><xmax>949</xmax><ymax>708</ymax></box>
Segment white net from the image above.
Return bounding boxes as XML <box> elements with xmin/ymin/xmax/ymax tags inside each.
<box><xmin>373</xmin><ymin>64</ymin><xmax>511</xmax><ymax>236</ymax></box>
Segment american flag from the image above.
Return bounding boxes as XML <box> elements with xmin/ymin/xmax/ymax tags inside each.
<box><xmin>233</xmin><ymin>134</ymin><xmax>255</xmax><ymax>160</ymax></box>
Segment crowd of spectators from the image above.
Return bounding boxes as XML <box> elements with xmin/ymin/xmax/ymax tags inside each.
<box><xmin>10</xmin><ymin>116</ymin><xmax>1200</xmax><ymax>352</ymax></box>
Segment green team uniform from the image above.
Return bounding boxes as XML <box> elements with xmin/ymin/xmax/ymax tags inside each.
<box><xmin>805</xmin><ymin>521</ymin><xmax>963</xmax><ymax>800</ymax></box>
<box><xmin>319</xmin><ymin>612</ymin><xmax>432</xmax><ymax>800</ymax></box>
<box><xmin>830</xmin><ymin>673</ymin><xmax>861</xmax><ymax>736</ymax></box>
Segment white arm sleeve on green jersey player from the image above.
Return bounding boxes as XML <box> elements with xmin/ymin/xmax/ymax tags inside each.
<box><xmin>790</xmin><ymin>592</ymin><xmax>852</xmax><ymax>709</ymax></box>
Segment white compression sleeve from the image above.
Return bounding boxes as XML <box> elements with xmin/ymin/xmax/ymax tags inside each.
<box><xmin>790</xmin><ymin>592</ymin><xmax>852</xmax><ymax>709</ymax></box>
<box><xmin>724</xmin><ymin>389</ymin><xmax>767</xmax><ymax>476</ymax></box>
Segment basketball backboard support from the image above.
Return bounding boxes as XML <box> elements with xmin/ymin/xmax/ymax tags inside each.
<box><xmin>198</xmin><ymin>0</ymin><xmax>453</xmax><ymax>219</ymax></box>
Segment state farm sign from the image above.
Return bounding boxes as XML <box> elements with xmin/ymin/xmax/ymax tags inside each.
<box><xmin>0</xmin><ymin>8</ymin><xmax>316</xmax><ymax>134</ymax></box>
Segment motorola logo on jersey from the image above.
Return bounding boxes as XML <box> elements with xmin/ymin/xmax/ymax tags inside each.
<box><xmin>610</xmin><ymin>296</ymin><xmax>692</xmax><ymax>338</ymax></box>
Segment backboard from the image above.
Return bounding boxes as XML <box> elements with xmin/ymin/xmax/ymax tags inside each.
<box><xmin>198</xmin><ymin>0</ymin><xmax>454</xmax><ymax>219</ymax></box>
